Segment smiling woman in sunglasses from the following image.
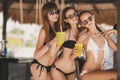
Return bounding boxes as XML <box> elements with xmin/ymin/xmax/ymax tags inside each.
<box><xmin>30</xmin><ymin>2</ymin><xmax>61</xmax><ymax>80</ymax></box>
<box><xmin>51</xmin><ymin>7</ymin><xmax>80</xmax><ymax>80</ymax></box>
<box><xmin>77</xmin><ymin>11</ymin><xmax>118</xmax><ymax>80</ymax></box>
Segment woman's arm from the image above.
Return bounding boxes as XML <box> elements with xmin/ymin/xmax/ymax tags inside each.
<box><xmin>103</xmin><ymin>30</ymin><xmax>117</xmax><ymax>51</ymax></box>
<box><xmin>34</xmin><ymin>28</ymin><xmax>61</xmax><ymax>59</ymax></box>
<box><xmin>34</xmin><ymin>28</ymin><xmax>48</xmax><ymax>59</ymax></box>
<box><xmin>103</xmin><ymin>29</ymin><xmax>117</xmax><ymax>37</ymax></box>
<box><xmin>105</xmin><ymin>36</ymin><xmax>117</xmax><ymax>51</ymax></box>
<box><xmin>77</xmin><ymin>31</ymin><xmax>88</xmax><ymax>44</ymax></box>
<box><xmin>71</xmin><ymin>32</ymin><xmax>88</xmax><ymax>59</ymax></box>
<box><xmin>46</xmin><ymin>37</ymin><xmax>61</xmax><ymax>57</ymax></box>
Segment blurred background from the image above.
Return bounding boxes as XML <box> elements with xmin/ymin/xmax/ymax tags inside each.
<box><xmin>0</xmin><ymin>0</ymin><xmax>119</xmax><ymax>80</ymax></box>
<box><xmin>0</xmin><ymin>0</ymin><xmax>118</xmax><ymax>58</ymax></box>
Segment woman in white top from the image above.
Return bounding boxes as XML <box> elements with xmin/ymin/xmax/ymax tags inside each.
<box><xmin>77</xmin><ymin>11</ymin><xmax>117</xmax><ymax>80</ymax></box>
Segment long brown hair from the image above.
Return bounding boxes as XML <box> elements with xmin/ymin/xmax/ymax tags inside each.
<box><xmin>41</xmin><ymin>2</ymin><xmax>60</xmax><ymax>42</ymax></box>
<box><xmin>62</xmin><ymin>7</ymin><xmax>77</xmax><ymax>31</ymax></box>
<box><xmin>79</xmin><ymin>11</ymin><xmax>103</xmax><ymax>33</ymax></box>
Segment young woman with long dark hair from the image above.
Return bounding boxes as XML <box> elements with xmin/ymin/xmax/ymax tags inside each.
<box><xmin>51</xmin><ymin>7</ymin><xmax>80</xmax><ymax>80</ymax></box>
<box><xmin>30</xmin><ymin>2</ymin><xmax>60</xmax><ymax>80</ymax></box>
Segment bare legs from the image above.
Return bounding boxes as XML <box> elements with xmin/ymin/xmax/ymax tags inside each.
<box><xmin>81</xmin><ymin>70</ymin><xmax>117</xmax><ymax>80</ymax></box>
<box><xmin>51</xmin><ymin>67</ymin><xmax>75</xmax><ymax>80</ymax></box>
<box><xmin>51</xmin><ymin>67</ymin><xmax>66</xmax><ymax>80</ymax></box>
<box><xmin>30</xmin><ymin>64</ymin><xmax>52</xmax><ymax>80</ymax></box>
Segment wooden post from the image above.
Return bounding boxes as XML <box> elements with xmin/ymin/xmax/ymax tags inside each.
<box><xmin>35</xmin><ymin>0</ymin><xmax>39</xmax><ymax>24</ymax></box>
<box><xmin>115</xmin><ymin>0</ymin><xmax>120</xmax><ymax>79</ymax></box>
<box><xmin>2</xmin><ymin>0</ymin><xmax>8</xmax><ymax>56</ymax></box>
<box><xmin>20</xmin><ymin>0</ymin><xmax>23</xmax><ymax>23</ymax></box>
<box><xmin>2</xmin><ymin>0</ymin><xmax>8</xmax><ymax>41</ymax></box>
<box><xmin>38</xmin><ymin>0</ymin><xmax>42</xmax><ymax>24</ymax></box>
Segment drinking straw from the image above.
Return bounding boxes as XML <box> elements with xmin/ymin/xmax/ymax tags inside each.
<box><xmin>60</xmin><ymin>26</ymin><xmax>63</xmax><ymax>32</ymax></box>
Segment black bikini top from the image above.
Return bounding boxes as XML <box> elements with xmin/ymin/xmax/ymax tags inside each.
<box><xmin>63</xmin><ymin>40</ymin><xmax>76</xmax><ymax>49</ymax></box>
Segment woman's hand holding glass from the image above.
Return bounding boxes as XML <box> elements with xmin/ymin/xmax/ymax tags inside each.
<box><xmin>72</xmin><ymin>43</ymin><xmax>83</xmax><ymax>59</ymax></box>
<box><xmin>56</xmin><ymin>32</ymin><xmax>65</xmax><ymax>46</ymax></box>
<box><xmin>75</xmin><ymin>44</ymin><xmax>83</xmax><ymax>57</ymax></box>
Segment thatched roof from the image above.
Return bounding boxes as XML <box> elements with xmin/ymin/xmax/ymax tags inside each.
<box><xmin>0</xmin><ymin>0</ymin><xmax>118</xmax><ymax>25</ymax></box>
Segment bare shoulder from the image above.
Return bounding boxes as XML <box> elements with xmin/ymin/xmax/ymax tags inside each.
<box><xmin>38</xmin><ymin>28</ymin><xmax>46</xmax><ymax>37</ymax></box>
<box><xmin>64</xmin><ymin>29</ymin><xmax>70</xmax><ymax>40</ymax></box>
<box><xmin>37</xmin><ymin>28</ymin><xmax>46</xmax><ymax>43</ymax></box>
<box><xmin>40</xmin><ymin>28</ymin><xmax>45</xmax><ymax>34</ymax></box>
<box><xmin>78</xmin><ymin>32</ymin><xmax>89</xmax><ymax>42</ymax></box>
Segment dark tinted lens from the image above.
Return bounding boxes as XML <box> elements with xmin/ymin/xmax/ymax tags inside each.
<box><xmin>67</xmin><ymin>13</ymin><xmax>77</xmax><ymax>19</ymax></box>
<box><xmin>49</xmin><ymin>11</ymin><xmax>54</xmax><ymax>15</ymax></box>
<box><xmin>55</xmin><ymin>10</ymin><xmax>59</xmax><ymax>14</ymax></box>
<box><xmin>49</xmin><ymin>10</ymin><xmax>59</xmax><ymax>15</ymax></box>
<box><xmin>88</xmin><ymin>16</ymin><xmax>92</xmax><ymax>21</ymax></box>
<box><xmin>69</xmin><ymin>15</ymin><xmax>74</xmax><ymax>19</ymax></box>
<box><xmin>82</xmin><ymin>20</ymin><xmax>88</xmax><ymax>25</ymax></box>
<box><xmin>73</xmin><ymin>12</ymin><xmax>78</xmax><ymax>17</ymax></box>
<box><xmin>82</xmin><ymin>15</ymin><xmax>92</xmax><ymax>25</ymax></box>
<box><xmin>66</xmin><ymin>15</ymin><xmax>74</xmax><ymax>19</ymax></box>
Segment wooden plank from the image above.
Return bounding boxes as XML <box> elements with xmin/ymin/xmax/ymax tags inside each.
<box><xmin>2</xmin><ymin>0</ymin><xmax>8</xmax><ymax>56</ymax></box>
<box><xmin>114</xmin><ymin>0</ymin><xmax>120</xmax><ymax>79</ymax></box>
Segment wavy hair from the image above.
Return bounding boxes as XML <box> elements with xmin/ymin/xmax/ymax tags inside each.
<box><xmin>79</xmin><ymin>11</ymin><xmax>103</xmax><ymax>33</ymax></box>
<box><xmin>62</xmin><ymin>7</ymin><xmax>78</xmax><ymax>31</ymax></box>
<box><xmin>41</xmin><ymin>2</ymin><xmax>60</xmax><ymax>42</ymax></box>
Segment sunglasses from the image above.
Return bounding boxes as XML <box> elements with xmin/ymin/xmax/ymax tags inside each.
<box><xmin>48</xmin><ymin>10</ymin><xmax>59</xmax><ymax>16</ymax></box>
<box><xmin>66</xmin><ymin>12</ymin><xmax>78</xmax><ymax>19</ymax></box>
<box><xmin>81</xmin><ymin>15</ymin><xmax>93</xmax><ymax>25</ymax></box>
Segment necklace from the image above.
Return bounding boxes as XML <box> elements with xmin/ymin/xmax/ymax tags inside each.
<box><xmin>90</xmin><ymin>32</ymin><xmax>102</xmax><ymax>39</ymax></box>
<box><xmin>90</xmin><ymin>32</ymin><xmax>100</xmax><ymax>35</ymax></box>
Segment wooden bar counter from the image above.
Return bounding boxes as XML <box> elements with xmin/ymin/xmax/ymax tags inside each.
<box><xmin>0</xmin><ymin>57</ymin><xmax>32</xmax><ymax>80</ymax></box>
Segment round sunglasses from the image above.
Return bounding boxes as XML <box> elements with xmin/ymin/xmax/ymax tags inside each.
<box><xmin>81</xmin><ymin>15</ymin><xmax>93</xmax><ymax>25</ymax></box>
<box><xmin>48</xmin><ymin>10</ymin><xmax>59</xmax><ymax>16</ymax></box>
<box><xmin>66</xmin><ymin>12</ymin><xmax>78</xmax><ymax>19</ymax></box>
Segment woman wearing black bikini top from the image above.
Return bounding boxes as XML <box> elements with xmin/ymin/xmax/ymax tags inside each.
<box><xmin>51</xmin><ymin>7</ymin><xmax>79</xmax><ymax>80</ymax></box>
<box><xmin>30</xmin><ymin>2</ymin><xmax>61</xmax><ymax>80</ymax></box>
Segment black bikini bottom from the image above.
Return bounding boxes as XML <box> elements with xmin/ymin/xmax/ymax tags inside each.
<box><xmin>76</xmin><ymin>57</ymin><xmax>85</xmax><ymax>72</ymax></box>
<box><xmin>31</xmin><ymin>59</ymin><xmax>51</xmax><ymax>76</ymax></box>
<box><xmin>53</xmin><ymin>65</ymin><xmax>75</xmax><ymax>76</ymax></box>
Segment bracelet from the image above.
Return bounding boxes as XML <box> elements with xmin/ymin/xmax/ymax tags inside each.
<box><xmin>45</xmin><ymin>42</ymin><xmax>51</xmax><ymax>48</ymax></box>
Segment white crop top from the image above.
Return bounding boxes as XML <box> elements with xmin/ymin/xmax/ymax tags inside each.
<box><xmin>86</xmin><ymin>37</ymin><xmax>110</xmax><ymax>69</ymax></box>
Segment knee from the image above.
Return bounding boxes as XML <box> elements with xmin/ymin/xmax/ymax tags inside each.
<box><xmin>114</xmin><ymin>71</ymin><xmax>118</xmax><ymax>80</ymax></box>
<box><xmin>30</xmin><ymin>64</ymin><xmax>37</xmax><ymax>72</ymax></box>
<box><xmin>30</xmin><ymin>64</ymin><xmax>34</xmax><ymax>74</ymax></box>
<box><xmin>109</xmin><ymin>71</ymin><xmax>118</xmax><ymax>80</ymax></box>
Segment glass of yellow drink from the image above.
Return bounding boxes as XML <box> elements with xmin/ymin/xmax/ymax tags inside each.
<box><xmin>56</xmin><ymin>32</ymin><xmax>65</xmax><ymax>46</ymax></box>
<box><xmin>75</xmin><ymin>43</ymin><xmax>83</xmax><ymax>57</ymax></box>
